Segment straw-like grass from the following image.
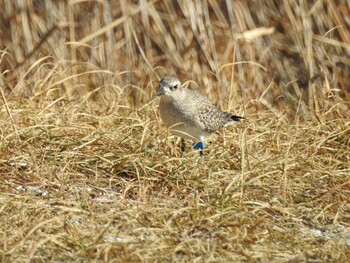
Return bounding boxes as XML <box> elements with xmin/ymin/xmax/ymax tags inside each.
<box><xmin>1</xmin><ymin>0</ymin><xmax>349</xmax><ymax>262</ymax></box>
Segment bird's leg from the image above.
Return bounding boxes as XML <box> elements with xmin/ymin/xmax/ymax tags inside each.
<box><xmin>199</xmin><ymin>136</ymin><xmax>205</xmax><ymax>158</ymax></box>
<box><xmin>192</xmin><ymin>137</ymin><xmax>205</xmax><ymax>158</ymax></box>
<box><xmin>199</xmin><ymin>148</ymin><xmax>204</xmax><ymax>158</ymax></box>
<box><xmin>181</xmin><ymin>138</ymin><xmax>186</xmax><ymax>157</ymax></box>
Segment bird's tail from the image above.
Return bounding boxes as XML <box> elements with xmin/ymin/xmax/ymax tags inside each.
<box><xmin>230</xmin><ymin>115</ymin><xmax>244</xmax><ymax>122</ymax></box>
<box><xmin>222</xmin><ymin>112</ymin><xmax>244</xmax><ymax>126</ymax></box>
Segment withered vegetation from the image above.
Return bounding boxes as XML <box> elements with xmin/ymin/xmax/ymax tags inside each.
<box><xmin>0</xmin><ymin>0</ymin><xmax>349</xmax><ymax>262</ymax></box>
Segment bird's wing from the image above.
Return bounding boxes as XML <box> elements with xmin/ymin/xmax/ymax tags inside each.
<box><xmin>185</xmin><ymin>90</ymin><xmax>222</xmax><ymax>133</ymax></box>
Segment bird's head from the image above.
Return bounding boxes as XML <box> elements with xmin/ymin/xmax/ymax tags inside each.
<box><xmin>156</xmin><ymin>76</ymin><xmax>181</xmax><ymax>97</ymax></box>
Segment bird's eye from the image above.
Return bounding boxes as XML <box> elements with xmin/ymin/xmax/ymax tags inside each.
<box><xmin>171</xmin><ymin>84</ymin><xmax>178</xmax><ymax>91</ymax></box>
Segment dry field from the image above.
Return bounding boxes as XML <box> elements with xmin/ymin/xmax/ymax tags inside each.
<box><xmin>1</xmin><ymin>0</ymin><xmax>350</xmax><ymax>262</ymax></box>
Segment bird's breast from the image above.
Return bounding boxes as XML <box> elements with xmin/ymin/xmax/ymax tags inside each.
<box><xmin>159</xmin><ymin>98</ymin><xmax>208</xmax><ymax>139</ymax></box>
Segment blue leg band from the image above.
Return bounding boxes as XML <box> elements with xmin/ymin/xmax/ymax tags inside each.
<box><xmin>193</xmin><ymin>141</ymin><xmax>204</xmax><ymax>150</ymax></box>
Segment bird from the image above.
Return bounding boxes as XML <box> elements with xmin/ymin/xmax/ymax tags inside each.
<box><xmin>156</xmin><ymin>76</ymin><xmax>243</xmax><ymax>157</ymax></box>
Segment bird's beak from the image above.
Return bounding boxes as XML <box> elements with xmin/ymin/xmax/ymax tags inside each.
<box><xmin>156</xmin><ymin>88</ymin><xmax>165</xmax><ymax>96</ymax></box>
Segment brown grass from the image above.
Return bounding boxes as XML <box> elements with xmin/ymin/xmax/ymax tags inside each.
<box><xmin>1</xmin><ymin>0</ymin><xmax>350</xmax><ymax>262</ymax></box>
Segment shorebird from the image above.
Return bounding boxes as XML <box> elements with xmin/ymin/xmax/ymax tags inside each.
<box><xmin>156</xmin><ymin>76</ymin><xmax>243</xmax><ymax>157</ymax></box>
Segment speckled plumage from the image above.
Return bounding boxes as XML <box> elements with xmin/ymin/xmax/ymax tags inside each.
<box><xmin>156</xmin><ymin>76</ymin><xmax>243</xmax><ymax>156</ymax></box>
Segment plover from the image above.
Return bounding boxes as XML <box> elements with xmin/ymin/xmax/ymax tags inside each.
<box><xmin>156</xmin><ymin>76</ymin><xmax>243</xmax><ymax>156</ymax></box>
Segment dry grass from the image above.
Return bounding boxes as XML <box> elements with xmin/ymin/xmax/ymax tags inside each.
<box><xmin>1</xmin><ymin>0</ymin><xmax>350</xmax><ymax>262</ymax></box>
